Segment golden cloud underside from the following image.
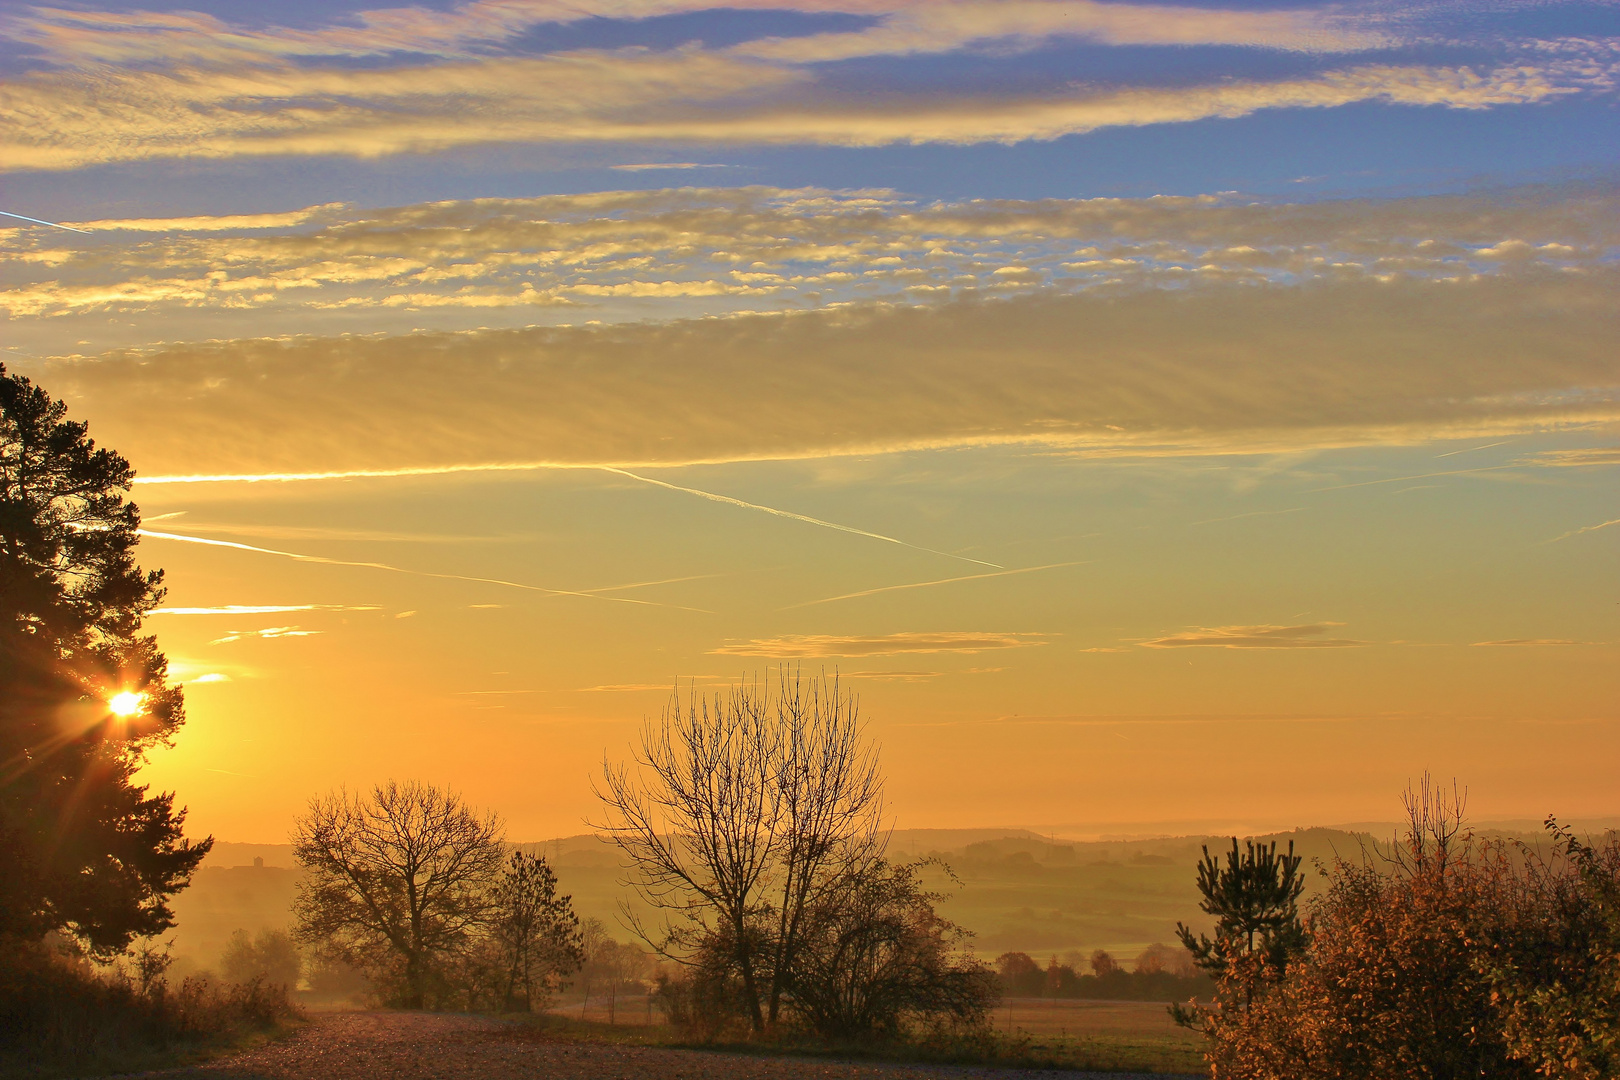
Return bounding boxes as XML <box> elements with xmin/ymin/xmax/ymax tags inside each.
<box><xmin>6</xmin><ymin>0</ymin><xmax>1388</xmax><ymax>68</ymax></box>
<box><xmin>4</xmin><ymin>185</ymin><xmax>1612</xmax><ymax>321</ymax></box>
<box><xmin>41</xmin><ymin>272</ymin><xmax>1620</xmax><ymax>476</ymax></box>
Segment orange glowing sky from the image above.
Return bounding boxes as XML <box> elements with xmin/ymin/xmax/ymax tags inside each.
<box><xmin>2</xmin><ymin>0</ymin><xmax>1616</xmax><ymax>843</ymax></box>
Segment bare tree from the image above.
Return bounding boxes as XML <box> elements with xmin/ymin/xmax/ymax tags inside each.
<box><xmin>595</xmin><ymin>668</ymin><xmax>885</xmax><ymax>1033</ymax></box>
<box><xmin>595</xmin><ymin>677</ymin><xmax>779</xmax><ymax>1030</ymax></box>
<box><xmin>764</xmin><ymin>669</ymin><xmax>885</xmax><ymax>1024</ymax></box>
<box><xmin>292</xmin><ymin>780</ymin><xmax>504</xmax><ymax>1008</ymax></box>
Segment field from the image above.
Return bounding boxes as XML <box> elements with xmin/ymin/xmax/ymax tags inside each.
<box><xmin>550</xmin><ymin>992</ymin><xmax>1205</xmax><ymax>1075</ymax></box>
<box><xmin>992</xmin><ymin>999</ymin><xmax>1205</xmax><ymax>1075</ymax></box>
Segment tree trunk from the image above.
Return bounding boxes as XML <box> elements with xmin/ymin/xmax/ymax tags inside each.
<box><xmin>738</xmin><ymin>952</ymin><xmax>767</xmax><ymax>1032</ymax></box>
<box><xmin>405</xmin><ymin>953</ymin><xmax>426</xmax><ymax>1009</ymax></box>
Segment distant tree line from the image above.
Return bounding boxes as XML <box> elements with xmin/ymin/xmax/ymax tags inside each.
<box><xmin>996</xmin><ymin>945</ymin><xmax>1213</xmax><ymax>1002</ymax></box>
<box><xmin>1174</xmin><ymin>778</ymin><xmax>1620</xmax><ymax>1080</ymax></box>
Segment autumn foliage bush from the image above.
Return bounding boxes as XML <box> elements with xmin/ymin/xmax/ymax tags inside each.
<box><xmin>1184</xmin><ymin>785</ymin><xmax>1620</xmax><ymax>1080</ymax></box>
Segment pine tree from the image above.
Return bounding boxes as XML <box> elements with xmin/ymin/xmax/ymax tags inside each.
<box><xmin>1171</xmin><ymin>838</ymin><xmax>1305</xmax><ymax>1028</ymax></box>
<box><xmin>1177</xmin><ymin>838</ymin><xmax>1307</xmax><ymax>976</ymax></box>
<box><xmin>0</xmin><ymin>364</ymin><xmax>208</xmax><ymax>955</ymax></box>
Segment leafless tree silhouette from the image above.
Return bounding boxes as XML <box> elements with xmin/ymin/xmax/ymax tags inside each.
<box><xmin>595</xmin><ymin>668</ymin><xmax>885</xmax><ymax>1033</ymax></box>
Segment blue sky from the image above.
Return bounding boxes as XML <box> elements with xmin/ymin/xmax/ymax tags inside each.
<box><xmin>3</xmin><ymin>0</ymin><xmax>1618</xmax><ymax>216</ymax></box>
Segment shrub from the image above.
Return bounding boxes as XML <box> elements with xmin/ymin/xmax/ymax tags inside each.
<box><xmin>0</xmin><ymin>934</ymin><xmax>297</xmax><ymax>1072</ymax></box>
<box><xmin>219</xmin><ymin>928</ymin><xmax>301</xmax><ymax>991</ymax></box>
<box><xmin>1184</xmin><ymin>783</ymin><xmax>1620</xmax><ymax>1080</ymax></box>
<box><xmin>788</xmin><ymin>859</ymin><xmax>997</xmax><ymax>1040</ymax></box>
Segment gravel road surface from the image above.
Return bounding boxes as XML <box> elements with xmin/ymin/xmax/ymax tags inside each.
<box><xmin>143</xmin><ymin>1011</ymin><xmax>1197</xmax><ymax>1080</ymax></box>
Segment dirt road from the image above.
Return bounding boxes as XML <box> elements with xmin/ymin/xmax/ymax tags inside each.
<box><xmin>148</xmin><ymin>1011</ymin><xmax>1197</xmax><ymax>1080</ymax></box>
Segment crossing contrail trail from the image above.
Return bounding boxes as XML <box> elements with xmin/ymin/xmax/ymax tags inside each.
<box><xmin>0</xmin><ymin>210</ymin><xmax>90</xmax><ymax>234</ymax></box>
<box><xmin>136</xmin><ymin>461</ymin><xmax>1002</xmax><ymax>569</ymax></box>
<box><xmin>598</xmin><ymin>467</ymin><xmax>1002</xmax><ymax>569</ymax></box>
<box><xmin>137</xmin><ymin>530</ymin><xmax>713</xmax><ymax>612</ymax></box>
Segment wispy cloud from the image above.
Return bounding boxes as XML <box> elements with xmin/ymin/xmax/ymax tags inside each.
<box><xmin>1139</xmin><ymin>623</ymin><xmax>1366</xmax><ymax>649</ymax></box>
<box><xmin>1471</xmin><ymin>638</ymin><xmax>1603</xmax><ymax>647</ymax></box>
<box><xmin>69</xmin><ymin>205</ymin><xmax>346</xmax><ymax>232</ymax></box>
<box><xmin>11</xmin><ymin>186</ymin><xmax>1610</xmax><ymax>322</ymax></box>
<box><xmin>1521</xmin><ymin>447</ymin><xmax>1620</xmax><ymax>468</ymax></box>
<box><xmin>791</xmin><ymin>561</ymin><xmax>1086</xmax><ymax>607</ymax></box>
<box><xmin>1549</xmin><ymin>519</ymin><xmax>1620</xmax><ymax>542</ymax></box>
<box><xmin>710</xmin><ymin>631</ymin><xmax>1045</xmax><ymax>656</ymax></box>
<box><xmin>576</xmin><ymin>683</ymin><xmax>679</xmax><ymax>692</ymax></box>
<box><xmin>0</xmin><ymin>36</ymin><xmax>1608</xmax><ymax>170</ymax></box>
<box><xmin>152</xmin><ymin>603</ymin><xmax>380</xmax><ymax>615</ymax></box>
<box><xmin>609</xmin><ymin>163</ymin><xmax>729</xmax><ymax>171</ymax></box>
<box><xmin>23</xmin><ymin>186</ymin><xmax>1614</xmax><ymax>477</ymax></box>
<box><xmin>210</xmin><ymin>626</ymin><xmax>321</xmax><ymax>644</ymax></box>
<box><xmin>735</xmin><ymin>0</ymin><xmax>1390</xmax><ymax>63</ymax></box>
<box><xmin>5</xmin><ymin>0</ymin><xmax>1393</xmax><ymax>69</ymax></box>
<box><xmin>1189</xmin><ymin>507</ymin><xmax>1305</xmax><ymax>526</ymax></box>
<box><xmin>835</xmin><ymin>670</ymin><xmax>941</xmax><ymax>681</ymax></box>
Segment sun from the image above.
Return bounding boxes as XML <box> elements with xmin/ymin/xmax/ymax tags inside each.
<box><xmin>108</xmin><ymin>691</ymin><xmax>146</xmax><ymax>718</ymax></box>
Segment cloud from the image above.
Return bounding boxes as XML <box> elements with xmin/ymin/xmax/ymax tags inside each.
<box><xmin>40</xmin><ymin>252</ymin><xmax>1616</xmax><ymax>480</ymax></box>
<box><xmin>1523</xmin><ymin>447</ymin><xmax>1620</xmax><ymax>467</ymax></box>
<box><xmin>6</xmin><ymin>185</ymin><xmax>1611</xmax><ymax>323</ymax></box>
<box><xmin>70</xmin><ymin>205</ymin><xmax>347</xmax><ymax>233</ymax></box>
<box><xmin>610</xmin><ymin>163</ymin><xmax>730</xmax><ymax>171</ymax></box>
<box><xmin>151</xmin><ymin>603</ymin><xmax>381</xmax><ymax>615</ymax></box>
<box><xmin>1471</xmin><ymin>638</ymin><xmax>1601</xmax><ymax>646</ymax></box>
<box><xmin>190</xmin><ymin>672</ymin><xmax>231</xmax><ymax>682</ymax></box>
<box><xmin>1139</xmin><ymin>623</ymin><xmax>1366</xmax><ymax>648</ymax></box>
<box><xmin>0</xmin><ymin>0</ymin><xmax>1395</xmax><ymax>70</ymax></box>
<box><xmin>835</xmin><ymin>670</ymin><xmax>942</xmax><ymax>680</ymax></box>
<box><xmin>0</xmin><ymin>44</ymin><xmax>1608</xmax><ymax>170</ymax></box>
<box><xmin>710</xmin><ymin>631</ymin><xmax>1046</xmax><ymax>656</ymax></box>
<box><xmin>210</xmin><ymin>626</ymin><xmax>321</xmax><ymax>644</ymax></box>
<box><xmin>736</xmin><ymin>1</ymin><xmax>1391</xmax><ymax>62</ymax></box>
<box><xmin>576</xmin><ymin>683</ymin><xmax>678</xmax><ymax>692</ymax></box>
<box><xmin>1550</xmin><ymin>519</ymin><xmax>1620</xmax><ymax>542</ymax></box>
<box><xmin>794</xmin><ymin>562</ymin><xmax>1087</xmax><ymax>607</ymax></box>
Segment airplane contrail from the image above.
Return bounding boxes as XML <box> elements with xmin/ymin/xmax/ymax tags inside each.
<box><xmin>1306</xmin><ymin>463</ymin><xmax>1522</xmax><ymax>493</ymax></box>
<box><xmin>598</xmin><ymin>467</ymin><xmax>1002</xmax><ymax>569</ymax></box>
<box><xmin>0</xmin><ymin>210</ymin><xmax>91</xmax><ymax>234</ymax></box>
<box><xmin>138</xmin><ymin>462</ymin><xmax>1001</xmax><ymax>568</ymax></box>
<box><xmin>787</xmin><ymin>560</ymin><xmax>1087</xmax><ymax>608</ymax></box>
<box><xmin>1548</xmin><ymin>518</ymin><xmax>1620</xmax><ymax>543</ymax></box>
<box><xmin>137</xmin><ymin>530</ymin><xmax>712</xmax><ymax>612</ymax></box>
<box><xmin>134</xmin><ymin>463</ymin><xmax>564</xmax><ymax>484</ymax></box>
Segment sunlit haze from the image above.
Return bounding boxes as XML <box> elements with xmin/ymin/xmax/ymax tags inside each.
<box><xmin>3</xmin><ymin>0</ymin><xmax>1616</xmax><ymax>845</ymax></box>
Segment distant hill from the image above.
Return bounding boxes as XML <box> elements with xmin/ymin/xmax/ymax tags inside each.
<box><xmin>171</xmin><ymin>820</ymin><xmax>1605</xmax><ymax>972</ymax></box>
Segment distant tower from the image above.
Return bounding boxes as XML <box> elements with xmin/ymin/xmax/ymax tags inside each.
<box><xmin>254</xmin><ymin>856</ymin><xmax>264</xmax><ymax>868</ymax></box>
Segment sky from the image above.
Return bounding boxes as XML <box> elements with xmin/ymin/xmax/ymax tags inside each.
<box><xmin>2</xmin><ymin>0</ymin><xmax>1616</xmax><ymax>844</ymax></box>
